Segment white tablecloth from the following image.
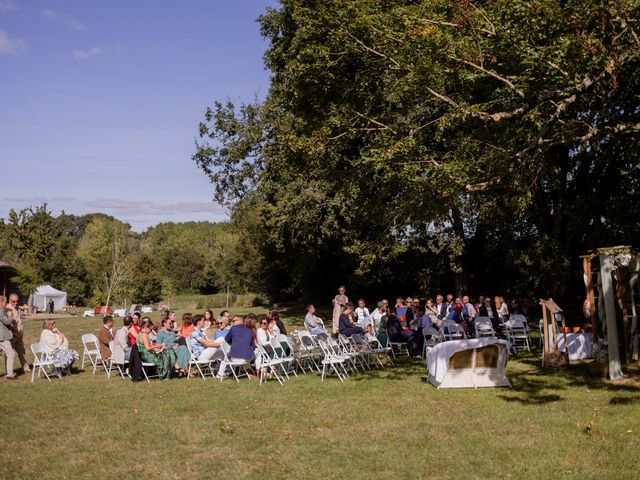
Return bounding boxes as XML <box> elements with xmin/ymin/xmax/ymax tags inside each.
<box><xmin>114</xmin><ymin>309</ymin><xmax>127</xmax><ymax>317</ymax></box>
<box><xmin>427</xmin><ymin>338</ymin><xmax>510</xmax><ymax>384</ymax></box>
<box><xmin>141</xmin><ymin>306</ymin><xmax>153</xmax><ymax>313</ymax></box>
<box><xmin>83</xmin><ymin>310</ymin><xmax>95</xmax><ymax>317</ymax></box>
<box><xmin>556</xmin><ymin>332</ymin><xmax>592</xmax><ymax>360</ymax></box>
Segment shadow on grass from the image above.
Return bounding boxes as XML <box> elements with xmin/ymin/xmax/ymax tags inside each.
<box><xmin>348</xmin><ymin>356</ymin><xmax>425</xmax><ymax>382</ymax></box>
<box><xmin>501</xmin><ymin>346</ymin><xmax>640</xmax><ymax>404</ymax></box>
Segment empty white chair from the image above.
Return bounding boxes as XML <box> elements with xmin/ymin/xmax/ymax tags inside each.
<box><xmin>422</xmin><ymin>326</ymin><xmax>439</xmax><ymax>357</ymax></box>
<box><xmin>475</xmin><ymin>317</ymin><xmax>496</xmax><ymax>338</ymax></box>
<box><xmin>506</xmin><ymin>317</ymin><xmax>531</xmax><ymax>352</ymax></box>
<box><xmin>81</xmin><ymin>333</ymin><xmax>106</xmax><ymax>374</ymax></box>
<box><xmin>30</xmin><ymin>343</ymin><xmax>56</xmax><ymax>383</ymax></box>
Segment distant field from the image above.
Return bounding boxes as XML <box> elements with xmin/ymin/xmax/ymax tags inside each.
<box><xmin>1</xmin><ymin>311</ymin><xmax>640</xmax><ymax>479</ymax></box>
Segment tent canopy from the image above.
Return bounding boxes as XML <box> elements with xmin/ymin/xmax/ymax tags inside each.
<box><xmin>30</xmin><ymin>285</ymin><xmax>67</xmax><ymax>312</ymax></box>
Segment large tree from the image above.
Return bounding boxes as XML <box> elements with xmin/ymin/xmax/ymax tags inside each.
<box><xmin>194</xmin><ymin>0</ymin><xmax>640</xmax><ymax>306</ymax></box>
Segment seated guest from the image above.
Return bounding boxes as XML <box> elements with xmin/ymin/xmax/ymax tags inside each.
<box><xmin>414</xmin><ymin>306</ymin><xmax>431</xmax><ymax>330</ymax></box>
<box><xmin>137</xmin><ymin>319</ymin><xmax>172</xmax><ymax>380</ymax></box>
<box><xmin>39</xmin><ymin>319</ymin><xmax>79</xmax><ymax>376</ymax></box>
<box><xmin>461</xmin><ymin>296</ymin><xmax>477</xmax><ymax>336</ymax></box>
<box><xmin>447</xmin><ymin>303</ymin><xmax>463</xmax><ymax>323</ymax></box>
<box><xmin>480</xmin><ymin>297</ymin><xmax>500</xmax><ymax>332</ymax></box>
<box><xmin>178</xmin><ymin>313</ymin><xmax>194</xmax><ymax>339</ymax></box>
<box><xmin>203</xmin><ymin>309</ymin><xmax>215</xmax><ymax>330</ymax></box>
<box><xmin>269</xmin><ymin>310</ymin><xmax>287</xmax><ymax>335</ymax></box>
<box><xmin>114</xmin><ymin>316</ymin><xmax>132</xmax><ymax>362</ymax></box>
<box><xmin>338</xmin><ymin>303</ymin><xmax>365</xmax><ymax>337</ymax></box>
<box><xmin>355</xmin><ymin>299</ymin><xmax>372</xmax><ymax>332</ymax></box>
<box><xmin>217</xmin><ymin>315</ymin><xmax>260</xmax><ymax>379</ymax></box>
<box><xmin>188</xmin><ymin>315</ymin><xmax>221</xmax><ymax>364</ymax></box>
<box><xmin>157</xmin><ymin>318</ymin><xmax>188</xmax><ymax>375</ymax></box>
<box><xmin>376</xmin><ymin>307</ymin><xmax>390</xmax><ymax>347</ymax></box>
<box><xmin>97</xmin><ymin>316</ymin><xmax>114</xmax><ymax>361</ymax></box>
<box><xmin>371</xmin><ymin>302</ymin><xmax>386</xmax><ymax>332</ymax></box>
<box><xmin>257</xmin><ymin>315</ymin><xmax>272</xmax><ymax>346</ymax></box>
<box><xmin>386</xmin><ymin>311</ymin><xmax>423</xmax><ymax>357</ymax></box>
<box><xmin>395</xmin><ymin>298</ymin><xmax>413</xmax><ymax>329</ymax></box>
<box><xmin>128</xmin><ymin>312</ymin><xmax>141</xmax><ymax>347</ymax></box>
<box><xmin>268</xmin><ymin>316</ymin><xmax>281</xmax><ymax>336</ymax></box>
<box><xmin>304</xmin><ymin>304</ymin><xmax>326</xmax><ymax>335</ymax></box>
<box><xmin>213</xmin><ymin>313</ymin><xmax>231</xmax><ymax>342</ymax></box>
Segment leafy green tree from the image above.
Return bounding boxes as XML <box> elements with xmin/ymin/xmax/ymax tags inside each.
<box><xmin>194</xmin><ymin>0</ymin><xmax>640</xmax><ymax>306</ymax></box>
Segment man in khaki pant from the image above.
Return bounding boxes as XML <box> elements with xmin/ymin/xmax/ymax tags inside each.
<box><xmin>0</xmin><ymin>295</ymin><xmax>17</xmax><ymax>379</ymax></box>
<box><xmin>7</xmin><ymin>294</ymin><xmax>30</xmax><ymax>372</ymax></box>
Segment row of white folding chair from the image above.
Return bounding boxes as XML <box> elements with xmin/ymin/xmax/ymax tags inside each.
<box><xmin>386</xmin><ymin>332</ymin><xmax>410</xmax><ymax>358</ymax></box>
<box><xmin>218</xmin><ymin>339</ymin><xmax>252</xmax><ymax>383</ymax></box>
<box><xmin>297</xmin><ymin>331</ymin><xmax>325</xmax><ymax>373</ymax></box>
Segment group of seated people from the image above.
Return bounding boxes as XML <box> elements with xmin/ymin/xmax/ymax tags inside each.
<box><xmin>304</xmin><ymin>293</ymin><xmax>527</xmax><ymax>358</ymax></box>
<box><xmin>95</xmin><ymin>308</ymin><xmax>288</xmax><ymax>380</ymax></box>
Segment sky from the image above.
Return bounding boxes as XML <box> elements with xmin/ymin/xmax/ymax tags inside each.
<box><xmin>0</xmin><ymin>0</ymin><xmax>275</xmax><ymax>231</ymax></box>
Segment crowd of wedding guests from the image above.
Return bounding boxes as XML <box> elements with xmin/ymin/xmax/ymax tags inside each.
<box><xmin>94</xmin><ymin>308</ymin><xmax>288</xmax><ymax>380</ymax></box>
<box><xmin>322</xmin><ymin>286</ymin><xmax>528</xmax><ymax>357</ymax></box>
<box><xmin>2</xmin><ymin>286</ymin><xmax>527</xmax><ymax>380</ymax></box>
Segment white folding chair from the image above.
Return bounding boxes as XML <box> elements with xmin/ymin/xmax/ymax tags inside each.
<box><xmin>297</xmin><ymin>331</ymin><xmax>323</xmax><ymax>372</ymax></box>
<box><xmin>506</xmin><ymin>317</ymin><xmax>531</xmax><ymax>352</ymax></box>
<box><xmin>81</xmin><ymin>333</ymin><xmax>107</xmax><ymax>374</ymax></box>
<box><xmin>316</xmin><ymin>338</ymin><xmax>349</xmax><ymax>382</ymax></box>
<box><xmin>386</xmin><ymin>331</ymin><xmax>410</xmax><ymax>358</ymax></box>
<box><xmin>106</xmin><ymin>340</ymin><xmax>130</xmax><ymax>379</ymax></box>
<box><xmin>218</xmin><ymin>340</ymin><xmax>252</xmax><ymax>383</ymax></box>
<box><xmin>475</xmin><ymin>317</ymin><xmax>496</xmax><ymax>338</ymax></box>
<box><xmin>422</xmin><ymin>326</ymin><xmax>439</xmax><ymax>357</ymax></box>
<box><xmin>256</xmin><ymin>343</ymin><xmax>285</xmax><ymax>385</ymax></box>
<box><xmin>186</xmin><ymin>341</ymin><xmax>216</xmax><ymax>380</ymax></box>
<box><xmin>30</xmin><ymin>343</ymin><xmax>55</xmax><ymax>383</ymax></box>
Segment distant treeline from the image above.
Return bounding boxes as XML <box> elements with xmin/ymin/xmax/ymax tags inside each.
<box><xmin>0</xmin><ymin>204</ymin><xmax>256</xmax><ymax>306</ymax></box>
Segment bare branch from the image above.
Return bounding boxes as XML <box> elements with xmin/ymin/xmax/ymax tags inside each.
<box><xmin>450</xmin><ymin>56</ymin><xmax>525</xmax><ymax>97</ymax></box>
<box><xmin>339</xmin><ymin>25</ymin><xmax>401</xmax><ymax>69</ymax></box>
<box><xmin>622</xmin><ymin>16</ymin><xmax>640</xmax><ymax>49</ymax></box>
<box><xmin>545</xmin><ymin>60</ymin><xmax>569</xmax><ymax>77</ymax></box>
<box><xmin>353</xmin><ymin>111</ymin><xmax>397</xmax><ymax>134</ymax></box>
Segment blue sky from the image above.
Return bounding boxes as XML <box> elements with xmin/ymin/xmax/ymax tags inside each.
<box><xmin>0</xmin><ymin>0</ymin><xmax>275</xmax><ymax>231</ymax></box>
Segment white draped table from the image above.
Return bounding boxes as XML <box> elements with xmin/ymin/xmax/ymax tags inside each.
<box><xmin>426</xmin><ymin>338</ymin><xmax>511</xmax><ymax>388</ymax></box>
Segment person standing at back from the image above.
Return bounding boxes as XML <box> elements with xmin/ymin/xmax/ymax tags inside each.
<box><xmin>48</xmin><ymin>299</ymin><xmax>54</xmax><ymax>314</ymax></box>
<box><xmin>7</xmin><ymin>293</ymin><xmax>29</xmax><ymax>373</ymax></box>
<box><xmin>0</xmin><ymin>296</ymin><xmax>17</xmax><ymax>379</ymax></box>
<box><xmin>331</xmin><ymin>286</ymin><xmax>348</xmax><ymax>335</ymax></box>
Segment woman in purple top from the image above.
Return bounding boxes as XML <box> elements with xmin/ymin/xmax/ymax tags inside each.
<box><xmin>217</xmin><ymin>315</ymin><xmax>260</xmax><ymax>379</ymax></box>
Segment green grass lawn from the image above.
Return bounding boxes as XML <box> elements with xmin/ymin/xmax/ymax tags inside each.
<box><xmin>1</xmin><ymin>309</ymin><xmax>640</xmax><ymax>479</ymax></box>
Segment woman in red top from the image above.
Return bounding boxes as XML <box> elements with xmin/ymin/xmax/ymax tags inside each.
<box><xmin>127</xmin><ymin>313</ymin><xmax>141</xmax><ymax>347</ymax></box>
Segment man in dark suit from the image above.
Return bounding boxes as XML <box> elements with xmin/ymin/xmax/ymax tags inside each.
<box><xmin>479</xmin><ymin>298</ymin><xmax>499</xmax><ymax>333</ymax></box>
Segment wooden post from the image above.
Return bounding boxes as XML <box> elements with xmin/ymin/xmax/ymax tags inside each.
<box><xmin>600</xmin><ymin>254</ymin><xmax>625</xmax><ymax>380</ymax></box>
<box><xmin>541</xmin><ymin>299</ymin><xmax>549</xmax><ymax>367</ymax></box>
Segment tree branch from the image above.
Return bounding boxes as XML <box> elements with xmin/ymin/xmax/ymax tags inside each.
<box><xmin>449</xmin><ymin>56</ymin><xmax>525</xmax><ymax>97</ymax></box>
<box><xmin>339</xmin><ymin>25</ymin><xmax>401</xmax><ymax>69</ymax></box>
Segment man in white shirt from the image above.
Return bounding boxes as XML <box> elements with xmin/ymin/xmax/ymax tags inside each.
<box><xmin>354</xmin><ymin>299</ymin><xmax>371</xmax><ymax>331</ymax></box>
<box><xmin>304</xmin><ymin>304</ymin><xmax>326</xmax><ymax>335</ymax></box>
<box><xmin>371</xmin><ymin>302</ymin><xmax>386</xmax><ymax>332</ymax></box>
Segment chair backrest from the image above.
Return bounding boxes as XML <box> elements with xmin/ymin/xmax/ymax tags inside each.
<box><xmin>81</xmin><ymin>333</ymin><xmax>99</xmax><ymax>350</ymax></box>
<box><xmin>31</xmin><ymin>342</ymin><xmax>48</xmax><ymax>362</ymax></box>
<box><xmin>110</xmin><ymin>339</ymin><xmax>125</xmax><ymax>364</ymax></box>
<box><xmin>510</xmin><ymin>314</ymin><xmax>528</xmax><ymax>330</ymax></box>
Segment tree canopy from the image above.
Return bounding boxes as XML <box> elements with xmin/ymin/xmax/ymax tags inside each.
<box><xmin>194</xmin><ymin>0</ymin><xmax>640</xmax><ymax>308</ymax></box>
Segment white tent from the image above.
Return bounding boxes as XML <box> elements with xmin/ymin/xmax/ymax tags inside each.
<box><xmin>30</xmin><ymin>285</ymin><xmax>67</xmax><ymax>312</ymax></box>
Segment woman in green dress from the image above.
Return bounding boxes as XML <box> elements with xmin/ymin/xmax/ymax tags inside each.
<box><xmin>137</xmin><ymin>319</ymin><xmax>174</xmax><ymax>380</ymax></box>
<box><xmin>156</xmin><ymin>318</ymin><xmax>189</xmax><ymax>375</ymax></box>
<box><xmin>376</xmin><ymin>309</ymin><xmax>389</xmax><ymax>347</ymax></box>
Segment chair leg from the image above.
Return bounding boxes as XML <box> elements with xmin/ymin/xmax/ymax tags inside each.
<box><xmin>31</xmin><ymin>365</ymin><xmax>36</xmax><ymax>383</ymax></box>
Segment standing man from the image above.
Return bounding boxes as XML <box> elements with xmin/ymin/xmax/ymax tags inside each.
<box><xmin>0</xmin><ymin>296</ymin><xmax>17</xmax><ymax>379</ymax></box>
<box><xmin>7</xmin><ymin>293</ymin><xmax>29</xmax><ymax>373</ymax></box>
<box><xmin>48</xmin><ymin>299</ymin><xmax>55</xmax><ymax>314</ymax></box>
<box><xmin>97</xmin><ymin>316</ymin><xmax>114</xmax><ymax>362</ymax></box>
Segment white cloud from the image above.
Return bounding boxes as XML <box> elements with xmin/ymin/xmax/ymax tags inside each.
<box><xmin>72</xmin><ymin>47</ymin><xmax>101</xmax><ymax>60</ymax></box>
<box><xmin>0</xmin><ymin>29</ymin><xmax>25</xmax><ymax>55</ymax></box>
<box><xmin>0</xmin><ymin>1</ymin><xmax>17</xmax><ymax>12</ymax></box>
<box><xmin>42</xmin><ymin>8</ymin><xmax>86</xmax><ymax>31</ymax></box>
<box><xmin>84</xmin><ymin>198</ymin><xmax>227</xmax><ymax>217</ymax></box>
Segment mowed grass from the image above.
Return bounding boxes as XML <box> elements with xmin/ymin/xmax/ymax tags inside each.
<box><xmin>1</xmin><ymin>308</ymin><xmax>640</xmax><ymax>479</ymax></box>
